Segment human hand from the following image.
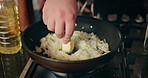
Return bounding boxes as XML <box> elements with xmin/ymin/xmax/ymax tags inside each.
<box><xmin>42</xmin><ymin>0</ymin><xmax>78</xmax><ymax>44</ymax></box>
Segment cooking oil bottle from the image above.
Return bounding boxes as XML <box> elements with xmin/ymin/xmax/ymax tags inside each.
<box><xmin>0</xmin><ymin>0</ymin><xmax>25</xmax><ymax>78</ymax></box>
<box><xmin>0</xmin><ymin>0</ymin><xmax>21</xmax><ymax>54</ymax></box>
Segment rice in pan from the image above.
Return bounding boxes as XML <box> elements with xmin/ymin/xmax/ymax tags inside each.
<box><xmin>35</xmin><ymin>31</ymin><xmax>110</xmax><ymax>61</ymax></box>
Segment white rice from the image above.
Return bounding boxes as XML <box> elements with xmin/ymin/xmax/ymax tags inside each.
<box><xmin>35</xmin><ymin>31</ymin><xmax>110</xmax><ymax>61</ymax></box>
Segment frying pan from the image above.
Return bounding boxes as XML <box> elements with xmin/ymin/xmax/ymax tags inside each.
<box><xmin>22</xmin><ymin>16</ymin><xmax>122</xmax><ymax>73</ymax></box>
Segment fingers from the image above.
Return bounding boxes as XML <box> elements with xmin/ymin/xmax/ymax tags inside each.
<box><xmin>43</xmin><ymin>13</ymin><xmax>75</xmax><ymax>44</ymax></box>
<box><xmin>43</xmin><ymin>12</ymin><xmax>55</xmax><ymax>31</ymax></box>
<box><xmin>42</xmin><ymin>12</ymin><xmax>48</xmax><ymax>25</ymax></box>
<box><xmin>55</xmin><ymin>20</ymin><xmax>65</xmax><ymax>38</ymax></box>
<box><xmin>47</xmin><ymin>18</ymin><xmax>55</xmax><ymax>31</ymax></box>
<box><xmin>63</xmin><ymin>18</ymin><xmax>75</xmax><ymax>44</ymax></box>
<box><xmin>42</xmin><ymin>7</ymin><xmax>48</xmax><ymax>25</ymax></box>
<box><xmin>42</xmin><ymin>5</ymin><xmax>55</xmax><ymax>31</ymax></box>
<box><xmin>42</xmin><ymin>0</ymin><xmax>77</xmax><ymax>44</ymax></box>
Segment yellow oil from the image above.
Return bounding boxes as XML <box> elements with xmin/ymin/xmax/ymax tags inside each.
<box><xmin>0</xmin><ymin>1</ymin><xmax>22</xmax><ymax>54</ymax></box>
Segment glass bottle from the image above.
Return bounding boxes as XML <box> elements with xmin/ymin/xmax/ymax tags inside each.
<box><xmin>0</xmin><ymin>0</ymin><xmax>25</xmax><ymax>78</ymax></box>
